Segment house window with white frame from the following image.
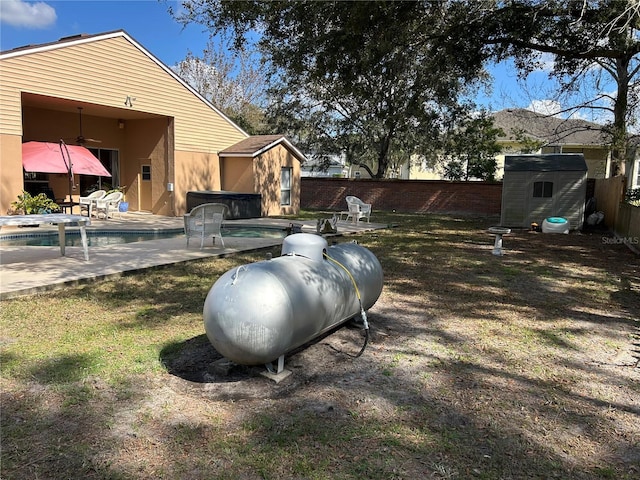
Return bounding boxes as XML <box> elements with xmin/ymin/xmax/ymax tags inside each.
<box><xmin>280</xmin><ymin>167</ymin><xmax>292</xmax><ymax>206</ymax></box>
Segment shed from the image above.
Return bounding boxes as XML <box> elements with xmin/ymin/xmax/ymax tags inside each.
<box><xmin>500</xmin><ymin>154</ymin><xmax>588</xmax><ymax>229</ymax></box>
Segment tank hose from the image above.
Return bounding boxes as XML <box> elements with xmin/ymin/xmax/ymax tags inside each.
<box><xmin>231</xmin><ymin>265</ymin><xmax>246</xmax><ymax>285</ymax></box>
<box><xmin>323</xmin><ymin>252</ymin><xmax>370</xmax><ymax>358</ymax></box>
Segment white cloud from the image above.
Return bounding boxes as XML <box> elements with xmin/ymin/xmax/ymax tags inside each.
<box><xmin>538</xmin><ymin>52</ymin><xmax>555</xmax><ymax>72</ymax></box>
<box><xmin>527</xmin><ymin>99</ymin><xmax>562</xmax><ymax>116</ymax></box>
<box><xmin>0</xmin><ymin>0</ymin><xmax>56</xmax><ymax>29</ymax></box>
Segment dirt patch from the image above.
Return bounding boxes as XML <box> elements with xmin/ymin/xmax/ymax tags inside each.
<box><xmin>156</xmin><ymin>225</ymin><xmax>640</xmax><ymax>478</ymax></box>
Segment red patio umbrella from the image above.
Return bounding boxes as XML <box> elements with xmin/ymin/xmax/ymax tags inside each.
<box><xmin>22</xmin><ymin>141</ymin><xmax>112</xmax><ymax>210</ymax></box>
<box><xmin>22</xmin><ymin>141</ymin><xmax>111</xmax><ymax>177</ymax></box>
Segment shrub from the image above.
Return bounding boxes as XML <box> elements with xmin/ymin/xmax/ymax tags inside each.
<box><xmin>10</xmin><ymin>191</ymin><xmax>59</xmax><ymax>215</ymax></box>
<box><xmin>625</xmin><ymin>187</ymin><xmax>640</xmax><ymax>206</ymax></box>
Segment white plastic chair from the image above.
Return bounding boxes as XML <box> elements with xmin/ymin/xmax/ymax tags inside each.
<box><xmin>95</xmin><ymin>191</ymin><xmax>123</xmax><ymax>219</ymax></box>
<box><xmin>183</xmin><ymin>203</ymin><xmax>227</xmax><ymax>249</ymax></box>
<box><xmin>345</xmin><ymin>195</ymin><xmax>372</xmax><ymax>223</ymax></box>
<box><xmin>79</xmin><ymin>190</ymin><xmax>106</xmax><ymax>217</ymax></box>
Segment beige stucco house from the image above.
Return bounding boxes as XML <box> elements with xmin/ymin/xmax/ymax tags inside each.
<box><xmin>0</xmin><ymin>30</ymin><xmax>304</xmax><ymax>217</ymax></box>
<box><xmin>219</xmin><ymin>135</ymin><xmax>304</xmax><ymax>216</ymax></box>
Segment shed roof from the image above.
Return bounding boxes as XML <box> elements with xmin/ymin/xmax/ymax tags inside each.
<box><xmin>219</xmin><ymin>135</ymin><xmax>307</xmax><ymax>163</ymax></box>
<box><xmin>504</xmin><ymin>154</ymin><xmax>588</xmax><ymax>172</ymax></box>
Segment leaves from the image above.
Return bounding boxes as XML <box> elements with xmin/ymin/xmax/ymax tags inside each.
<box><xmin>176</xmin><ymin>1</ymin><xmax>488</xmax><ymax>177</ymax></box>
<box><xmin>10</xmin><ymin>191</ymin><xmax>59</xmax><ymax>215</ymax></box>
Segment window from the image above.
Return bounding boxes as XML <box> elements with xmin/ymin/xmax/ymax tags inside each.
<box><xmin>280</xmin><ymin>167</ymin><xmax>292</xmax><ymax>206</ymax></box>
<box><xmin>142</xmin><ymin>165</ymin><xmax>151</xmax><ymax>181</ymax></box>
<box><xmin>533</xmin><ymin>181</ymin><xmax>553</xmax><ymax>198</ymax></box>
<box><xmin>82</xmin><ymin>148</ymin><xmax>119</xmax><ymax>194</ymax></box>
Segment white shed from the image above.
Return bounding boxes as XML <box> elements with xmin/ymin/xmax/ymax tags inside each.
<box><xmin>500</xmin><ymin>154</ymin><xmax>588</xmax><ymax>230</ymax></box>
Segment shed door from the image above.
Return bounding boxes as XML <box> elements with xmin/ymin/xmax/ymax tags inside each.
<box><xmin>528</xmin><ymin>173</ymin><xmax>556</xmax><ymax>224</ymax></box>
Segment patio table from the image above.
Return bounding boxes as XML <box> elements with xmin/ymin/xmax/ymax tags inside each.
<box><xmin>57</xmin><ymin>201</ymin><xmax>80</xmax><ymax>215</ymax></box>
<box><xmin>0</xmin><ymin>214</ymin><xmax>90</xmax><ymax>261</ymax></box>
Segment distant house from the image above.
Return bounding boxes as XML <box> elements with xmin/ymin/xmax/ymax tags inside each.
<box><xmin>301</xmin><ymin>154</ymin><xmax>349</xmax><ymax>178</ymax></box>
<box><xmin>0</xmin><ymin>30</ymin><xmax>305</xmax><ymax>216</ymax></box>
<box><xmin>492</xmin><ymin>109</ymin><xmax>612</xmax><ymax>180</ymax></box>
<box><xmin>406</xmin><ymin>108</ymin><xmax>640</xmax><ymax>187</ymax></box>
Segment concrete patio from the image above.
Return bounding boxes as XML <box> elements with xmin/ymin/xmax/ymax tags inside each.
<box><xmin>0</xmin><ymin>212</ymin><xmax>386</xmax><ymax>299</ymax></box>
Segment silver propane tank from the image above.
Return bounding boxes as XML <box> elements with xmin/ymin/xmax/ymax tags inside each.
<box><xmin>203</xmin><ymin>233</ymin><xmax>383</xmax><ymax>366</ymax></box>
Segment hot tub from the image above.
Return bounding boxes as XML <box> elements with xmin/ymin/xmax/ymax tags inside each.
<box><xmin>186</xmin><ymin>191</ymin><xmax>262</xmax><ymax>219</ymax></box>
<box><xmin>542</xmin><ymin>217</ymin><xmax>570</xmax><ymax>234</ymax></box>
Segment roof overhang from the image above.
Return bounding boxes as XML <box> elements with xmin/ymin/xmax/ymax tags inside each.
<box><xmin>1</xmin><ymin>30</ymin><xmax>249</xmax><ymax>138</ymax></box>
<box><xmin>220</xmin><ymin>136</ymin><xmax>307</xmax><ymax>163</ymax></box>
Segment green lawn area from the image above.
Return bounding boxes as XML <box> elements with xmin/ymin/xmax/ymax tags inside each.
<box><xmin>1</xmin><ymin>212</ymin><xmax>639</xmax><ymax>479</ymax></box>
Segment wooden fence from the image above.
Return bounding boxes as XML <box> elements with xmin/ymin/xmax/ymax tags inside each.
<box><xmin>594</xmin><ymin>176</ymin><xmax>639</xmax><ymax>247</ymax></box>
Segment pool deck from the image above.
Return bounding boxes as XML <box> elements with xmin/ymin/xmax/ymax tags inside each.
<box><xmin>0</xmin><ymin>212</ymin><xmax>387</xmax><ymax>299</ymax></box>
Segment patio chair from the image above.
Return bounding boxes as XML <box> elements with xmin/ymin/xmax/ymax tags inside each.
<box><xmin>95</xmin><ymin>191</ymin><xmax>124</xmax><ymax>219</ymax></box>
<box><xmin>79</xmin><ymin>190</ymin><xmax>106</xmax><ymax>217</ymax></box>
<box><xmin>184</xmin><ymin>203</ymin><xmax>228</xmax><ymax>249</ymax></box>
<box><xmin>345</xmin><ymin>195</ymin><xmax>372</xmax><ymax>223</ymax></box>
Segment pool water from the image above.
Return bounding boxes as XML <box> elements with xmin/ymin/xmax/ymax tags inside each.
<box><xmin>224</xmin><ymin>226</ymin><xmax>287</xmax><ymax>239</ymax></box>
<box><xmin>0</xmin><ymin>226</ymin><xmax>288</xmax><ymax>247</ymax></box>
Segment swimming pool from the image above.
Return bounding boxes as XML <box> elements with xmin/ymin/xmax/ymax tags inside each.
<box><xmin>0</xmin><ymin>225</ymin><xmax>288</xmax><ymax>247</ymax></box>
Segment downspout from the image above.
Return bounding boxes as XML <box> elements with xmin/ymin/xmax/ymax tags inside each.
<box><xmin>166</xmin><ymin>117</ymin><xmax>175</xmax><ymax>216</ymax></box>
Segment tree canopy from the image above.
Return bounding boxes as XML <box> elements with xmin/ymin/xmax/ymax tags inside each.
<box><xmin>171</xmin><ymin>0</ymin><xmax>639</xmax><ymax>178</ymax></box>
<box><xmin>172</xmin><ymin>39</ymin><xmax>267</xmax><ymax>134</ymax></box>
<box><xmin>464</xmin><ymin>0</ymin><xmax>640</xmax><ymax>174</ymax></box>
<box><xmin>441</xmin><ymin>111</ymin><xmax>504</xmax><ymax>181</ymax></box>
<box><xmin>172</xmin><ymin>0</ymin><xmax>490</xmax><ymax>178</ymax></box>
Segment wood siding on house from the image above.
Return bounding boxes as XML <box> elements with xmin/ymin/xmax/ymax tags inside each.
<box><xmin>0</xmin><ymin>36</ymin><xmax>246</xmax><ymax>151</ymax></box>
<box><xmin>0</xmin><ymin>32</ymin><xmax>249</xmax><ymax>215</ymax></box>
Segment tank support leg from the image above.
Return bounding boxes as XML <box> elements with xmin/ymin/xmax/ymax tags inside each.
<box><xmin>266</xmin><ymin>354</ymin><xmax>285</xmax><ymax>374</ymax></box>
<box><xmin>261</xmin><ymin>354</ymin><xmax>292</xmax><ymax>383</ymax></box>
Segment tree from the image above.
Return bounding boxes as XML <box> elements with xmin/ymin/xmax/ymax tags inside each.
<box><xmin>441</xmin><ymin>111</ymin><xmax>504</xmax><ymax>181</ymax></box>
<box><xmin>462</xmin><ymin>0</ymin><xmax>640</xmax><ymax>175</ymax></box>
<box><xmin>172</xmin><ymin>1</ymin><xmax>490</xmax><ymax>178</ymax></box>
<box><xmin>172</xmin><ymin>39</ymin><xmax>267</xmax><ymax>134</ymax></box>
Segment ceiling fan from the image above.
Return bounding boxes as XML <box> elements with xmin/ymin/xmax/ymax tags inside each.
<box><xmin>66</xmin><ymin>107</ymin><xmax>102</xmax><ymax>146</ymax></box>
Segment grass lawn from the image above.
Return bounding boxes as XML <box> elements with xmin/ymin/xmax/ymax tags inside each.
<box><xmin>1</xmin><ymin>212</ymin><xmax>639</xmax><ymax>479</ymax></box>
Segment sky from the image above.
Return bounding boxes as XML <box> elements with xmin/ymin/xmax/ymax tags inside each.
<box><xmin>0</xmin><ymin>0</ymin><xmax>208</xmax><ymax>66</ymax></box>
<box><xmin>0</xmin><ymin>0</ymin><xmax>609</xmax><ymax>120</ymax></box>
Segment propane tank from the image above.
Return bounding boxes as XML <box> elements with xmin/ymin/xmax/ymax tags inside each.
<box><xmin>203</xmin><ymin>233</ymin><xmax>383</xmax><ymax>365</ymax></box>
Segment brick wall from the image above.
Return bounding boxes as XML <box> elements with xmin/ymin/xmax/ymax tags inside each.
<box><xmin>301</xmin><ymin>178</ymin><xmax>503</xmax><ymax>215</ymax></box>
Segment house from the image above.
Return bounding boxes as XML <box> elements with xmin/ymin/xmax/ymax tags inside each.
<box><xmin>492</xmin><ymin>108</ymin><xmax>612</xmax><ymax>180</ymax></box>
<box><xmin>501</xmin><ymin>153</ymin><xmax>588</xmax><ymax>229</ymax></box>
<box><xmin>218</xmin><ymin>135</ymin><xmax>304</xmax><ymax>216</ymax></box>
<box><xmin>406</xmin><ymin>108</ymin><xmax>640</xmax><ymax>187</ymax></box>
<box><xmin>0</xmin><ymin>30</ymin><xmax>304</xmax><ymax>216</ymax></box>
<box><xmin>300</xmin><ymin>154</ymin><xmax>349</xmax><ymax>178</ymax></box>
